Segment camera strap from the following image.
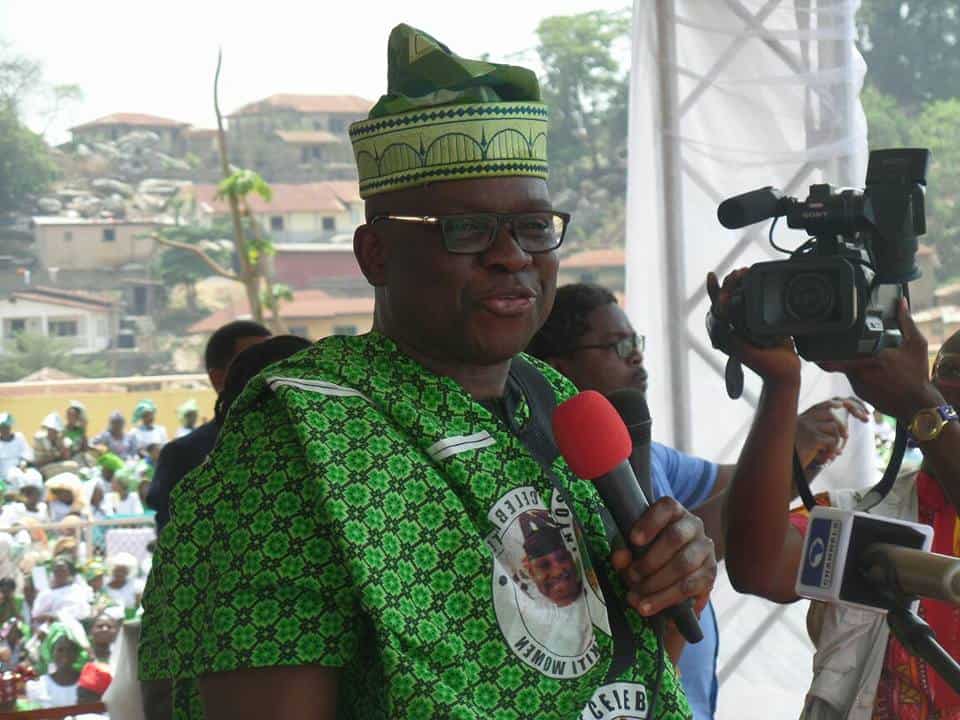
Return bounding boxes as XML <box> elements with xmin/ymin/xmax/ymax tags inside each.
<box><xmin>793</xmin><ymin>421</ymin><xmax>907</xmax><ymax>512</ymax></box>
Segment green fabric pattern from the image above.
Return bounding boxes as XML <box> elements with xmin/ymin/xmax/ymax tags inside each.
<box><xmin>139</xmin><ymin>333</ymin><xmax>691</xmax><ymax>719</ymax></box>
<box><xmin>350</xmin><ymin>24</ymin><xmax>548</xmax><ymax>197</ymax></box>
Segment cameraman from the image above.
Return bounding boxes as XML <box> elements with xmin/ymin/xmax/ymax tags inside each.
<box><xmin>712</xmin><ymin>267</ymin><xmax>960</xmax><ymax>719</ymax></box>
<box><xmin>528</xmin><ymin>282</ymin><xmax>866</xmax><ymax>720</ymax></box>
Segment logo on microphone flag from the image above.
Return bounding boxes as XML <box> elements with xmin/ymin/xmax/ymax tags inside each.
<box><xmin>486</xmin><ymin>485</ymin><xmax>611</xmax><ymax>678</ymax></box>
<box><xmin>801</xmin><ymin>516</ymin><xmax>841</xmax><ymax>590</ymax></box>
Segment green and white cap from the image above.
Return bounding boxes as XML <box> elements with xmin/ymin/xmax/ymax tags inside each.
<box><xmin>350</xmin><ymin>24</ymin><xmax>548</xmax><ymax>198</ymax></box>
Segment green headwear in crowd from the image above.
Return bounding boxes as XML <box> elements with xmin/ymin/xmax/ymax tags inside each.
<box><xmin>177</xmin><ymin>398</ymin><xmax>198</xmax><ymax>421</ymax></box>
<box><xmin>349</xmin><ymin>23</ymin><xmax>548</xmax><ymax>198</ymax></box>
<box><xmin>36</xmin><ymin>620</ymin><xmax>89</xmax><ymax>675</ymax></box>
<box><xmin>84</xmin><ymin>559</ymin><xmax>107</xmax><ymax>581</ymax></box>
<box><xmin>132</xmin><ymin>399</ymin><xmax>156</xmax><ymax>424</ymax></box>
<box><xmin>97</xmin><ymin>453</ymin><xmax>125</xmax><ymax>474</ymax></box>
<box><xmin>0</xmin><ymin>412</ymin><xmax>13</xmax><ymax>427</ymax></box>
<box><xmin>113</xmin><ymin>466</ymin><xmax>140</xmax><ymax>492</ymax></box>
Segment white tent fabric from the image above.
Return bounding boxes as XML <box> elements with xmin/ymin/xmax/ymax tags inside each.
<box><xmin>626</xmin><ymin>1</ymin><xmax>871</xmax><ymax>717</ymax></box>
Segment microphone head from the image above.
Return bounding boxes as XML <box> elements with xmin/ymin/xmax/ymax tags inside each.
<box><xmin>552</xmin><ymin>390</ymin><xmax>632</xmax><ymax>480</ymax></box>
<box><xmin>606</xmin><ymin>388</ymin><xmax>651</xmax><ymax>426</ymax></box>
<box><xmin>717</xmin><ymin>186</ymin><xmax>784</xmax><ymax>229</ymax></box>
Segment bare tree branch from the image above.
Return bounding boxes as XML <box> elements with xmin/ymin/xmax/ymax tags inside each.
<box><xmin>214</xmin><ymin>48</ymin><xmax>263</xmax><ymax>322</ymax></box>
<box><xmin>151</xmin><ymin>234</ymin><xmax>238</xmax><ymax>280</ymax></box>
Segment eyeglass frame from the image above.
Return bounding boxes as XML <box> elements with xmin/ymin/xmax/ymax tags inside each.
<box><xmin>933</xmin><ymin>351</ymin><xmax>960</xmax><ymax>383</ymax></box>
<box><xmin>368</xmin><ymin>211</ymin><xmax>571</xmax><ymax>255</ymax></box>
<box><xmin>571</xmin><ymin>333</ymin><xmax>645</xmax><ymax>360</ymax></box>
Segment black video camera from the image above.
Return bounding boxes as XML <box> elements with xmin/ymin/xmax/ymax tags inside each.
<box><xmin>712</xmin><ymin>148</ymin><xmax>930</xmax><ymax>362</ymax></box>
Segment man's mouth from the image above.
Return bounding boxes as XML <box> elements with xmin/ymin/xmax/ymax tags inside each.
<box><xmin>477</xmin><ymin>287</ymin><xmax>537</xmax><ymax>317</ymax></box>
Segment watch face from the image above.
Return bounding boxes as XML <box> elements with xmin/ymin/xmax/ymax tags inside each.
<box><xmin>917</xmin><ymin>412</ymin><xmax>940</xmax><ymax>436</ymax></box>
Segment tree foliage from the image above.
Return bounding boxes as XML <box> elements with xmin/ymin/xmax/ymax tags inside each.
<box><xmin>857</xmin><ymin>1</ymin><xmax>960</xmax><ymax>109</ymax></box>
<box><xmin>857</xmin><ymin>0</ymin><xmax>960</xmax><ymax>281</ymax></box>
<box><xmin>0</xmin><ymin>333</ymin><xmax>107</xmax><ymax>382</ymax></box>
<box><xmin>0</xmin><ymin>104</ymin><xmax>56</xmax><ymax>214</ymax></box>
<box><xmin>536</xmin><ymin>9</ymin><xmax>630</xmax><ymax>248</ymax></box>
<box><xmin>153</xmin><ymin>222</ymin><xmax>233</xmax><ymax>312</ymax></box>
<box><xmin>0</xmin><ymin>41</ymin><xmax>78</xmax><ymax>214</ymax></box>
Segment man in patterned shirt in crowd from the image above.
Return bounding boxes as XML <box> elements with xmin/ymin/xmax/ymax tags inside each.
<box><xmin>140</xmin><ymin>24</ymin><xmax>716</xmax><ymax>719</ymax></box>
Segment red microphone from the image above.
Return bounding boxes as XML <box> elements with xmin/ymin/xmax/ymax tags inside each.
<box><xmin>552</xmin><ymin>390</ymin><xmax>703</xmax><ymax>644</ymax></box>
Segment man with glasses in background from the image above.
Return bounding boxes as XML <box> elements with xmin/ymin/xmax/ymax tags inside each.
<box><xmin>528</xmin><ymin>283</ymin><xmax>866</xmax><ymax>720</ymax></box>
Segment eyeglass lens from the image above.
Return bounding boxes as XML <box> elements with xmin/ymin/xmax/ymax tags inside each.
<box><xmin>440</xmin><ymin>213</ymin><xmax>564</xmax><ymax>253</ymax></box>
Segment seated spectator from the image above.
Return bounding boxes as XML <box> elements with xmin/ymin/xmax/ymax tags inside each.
<box><xmin>0</xmin><ymin>618</ymin><xmax>29</xmax><ymax>668</ymax></box>
<box><xmin>1</xmin><ymin>472</ymin><xmax>49</xmax><ymax>525</ymax></box>
<box><xmin>26</xmin><ymin>621</ymin><xmax>88</xmax><ymax>706</ymax></box>
<box><xmin>31</xmin><ymin>557</ymin><xmax>91</xmax><ymax>625</ymax></box>
<box><xmin>103</xmin><ymin>554</ymin><xmax>138</xmax><ymax>611</ymax></box>
<box><xmin>33</xmin><ymin>414</ymin><xmax>77</xmax><ymax>480</ymax></box>
<box><xmin>110</xmin><ymin>468</ymin><xmax>143</xmax><ymax>516</ymax></box>
<box><xmin>91</xmin><ymin>412</ymin><xmax>135</xmax><ymax>459</ymax></box>
<box><xmin>45</xmin><ymin>473</ymin><xmax>86</xmax><ymax>523</ymax></box>
<box><xmin>93</xmin><ymin>453</ymin><xmax>123</xmax><ymax>487</ymax></box>
<box><xmin>88</xmin><ymin>480</ymin><xmax>112</xmax><ymax>518</ymax></box>
<box><xmin>0</xmin><ymin>578</ymin><xmax>22</xmax><ymax>624</ymax></box>
<box><xmin>175</xmin><ymin>399</ymin><xmax>199</xmax><ymax>439</ymax></box>
<box><xmin>128</xmin><ymin>401</ymin><xmax>167</xmax><ymax>457</ymax></box>
<box><xmin>0</xmin><ymin>414</ymin><xmax>32</xmax><ymax>479</ymax></box>
<box><xmin>88</xmin><ymin>613</ymin><xmax>119</xmax><ymax>668</ymax></box>
<box><xmin>83</xmin><ymin>562</ymin><xmax>107</xmax><ymax>607</ymax></box>
<box><xmin>63</xmin><ymin>401</ymin><xmax>88</xmax><ymax>454</ymax></box>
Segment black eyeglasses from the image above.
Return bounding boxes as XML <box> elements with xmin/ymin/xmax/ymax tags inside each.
<box><xmin>370</xmin><ymin>211</ymin><xmax>570</xmax><ymax>254</ymax></box>
<box><xmin>934</xmin><ymin>352</ymin><xmax>960</xmax><ymax>382</ymax></box>
<box><xmin>572</xmin><ymin>334</ymin><xmax>645</xmax><ymax>360</ymax></box>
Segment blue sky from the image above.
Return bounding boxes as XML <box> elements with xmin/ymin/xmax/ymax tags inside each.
<box><xmin>1</xmin><ymin>0</ymin><xmax>628</xmax><ymax>143</ymax></box>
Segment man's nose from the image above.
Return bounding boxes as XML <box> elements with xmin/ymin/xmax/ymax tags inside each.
<box><xmin>481</xmin><ymin>222</ymin><xmax>532</xmax><ymax>272</ymax></box>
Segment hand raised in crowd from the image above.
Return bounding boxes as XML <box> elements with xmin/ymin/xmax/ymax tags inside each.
<box><xmin>820</xmin><ymin>299</ymin><xmax>941</xmax><ymax>421</ymax></box>
<box><xmin>795</xmin><ymin>397</ymin><xmax>870</xmax><ymax>468</ymax></box>
<box><xmin>706</xmin><ymin>269</ymin><xmax>801</xmax><ymax>387</ymax></box>
<box><xmin>610</xmin><ymin>497</ymin><xmax>717</xmax><ymax>620</ymax></box>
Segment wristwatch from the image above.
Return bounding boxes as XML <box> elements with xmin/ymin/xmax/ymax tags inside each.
<box><xmin>907</xmin><ymin>404</ymin><xmax>959</xmax><ymax>443</ymax></box>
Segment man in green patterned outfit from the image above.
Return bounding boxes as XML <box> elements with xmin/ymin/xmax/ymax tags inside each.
<box><xmin>139</xmin><ymin>24</ymin><xmax>715</xmax><ymax>720</ymax></box>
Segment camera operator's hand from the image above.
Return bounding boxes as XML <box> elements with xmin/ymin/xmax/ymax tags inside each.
<box><xmin>795</xmin><ymin>397</ymin><xmax>870</xmax><ymax>468</ymax></box>
<box><xmin>819</xmin><ymin>299</ymin><xmax>942</xmax><ymax>420</ymax></box>
<box><xmin>707</xmin><ymin>269</ymin><xmax>801</xmax><ymax>387</ymax></box>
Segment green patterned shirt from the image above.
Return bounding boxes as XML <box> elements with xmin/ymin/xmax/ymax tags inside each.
<box><xmin>139</xmin><ymin>332</ymin><xmax>691</xmax><ymax>719</ymax></box>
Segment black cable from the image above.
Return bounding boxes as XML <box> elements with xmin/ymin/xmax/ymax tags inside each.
<box><xmin>768</xmin><ymin>216</ymin><xmax>793</xmax><ymax>255</ymax></box>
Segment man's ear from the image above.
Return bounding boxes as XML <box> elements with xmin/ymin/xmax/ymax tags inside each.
<box><xmin>208</xmin><ymin>368</ymin><xmax>226</xmax><ymax>395</ymax></box>
<box><xmin>354</xmin><ymin>224</ymin><xmax>389</xmax><ymax>286</ymax></box>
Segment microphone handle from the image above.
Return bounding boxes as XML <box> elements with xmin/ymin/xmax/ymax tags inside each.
<box><xmin>864</xmin><ymin>543</ymin><xmax>960</xmax><ymax>605</ymax></box>
<box><xmin>594</xmin><ymin>464</ymin><xmax>704</xmax><ymax>644</ymax></box>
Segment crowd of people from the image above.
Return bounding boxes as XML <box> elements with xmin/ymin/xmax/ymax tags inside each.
<box><xmin>0</xmin><ymin>397</ymin><xmax>204</xmax><ymax>712</ymax></box>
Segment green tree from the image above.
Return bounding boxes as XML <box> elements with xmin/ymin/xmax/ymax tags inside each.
<box><xmin>857</xmin><ymin>1</ymin><xmax>960</xmax><ymax>108</ymax></box>
<box><xmin>909</xmin><ymin>99</ymin><xmax>960</xmax><ymax>280</ymax></box>
<box><xmin>0</xmin><ymin>41</ymin><xmax>80</xmax><ymax>214</ymax></box>
<box><xmin>0</xmin><ymin>333</ymin><xmax>107</xmax><ymax>382</ymax></box>
<box><xmin>153</xmin><ymin>222</ymin><xmax>233</xmax><ymax>313</ymax></box>
<box><xmin>861</xmin><ymin>84</ymin><xmax>912</xmax><ymax>150</ymax></box>
<box><xmin>0</xmin><ymin>101</ymin><xmax>55</xmax><ymax>214</ymax></box>
<box><xmin>536</xmin><ymin>9</ymin><xmax>630</xmax><ymax>247</ymax></box>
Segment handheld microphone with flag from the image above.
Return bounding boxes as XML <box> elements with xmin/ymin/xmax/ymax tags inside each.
<box><xmin>552</xmin><ymin>390</ymin><xmax>703</xmax><ymax>644</ymax></box>
<box><xmin>795</xmin><ymin>505</ymin><xmax>940</xmax><ymax>611</ymax></box>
